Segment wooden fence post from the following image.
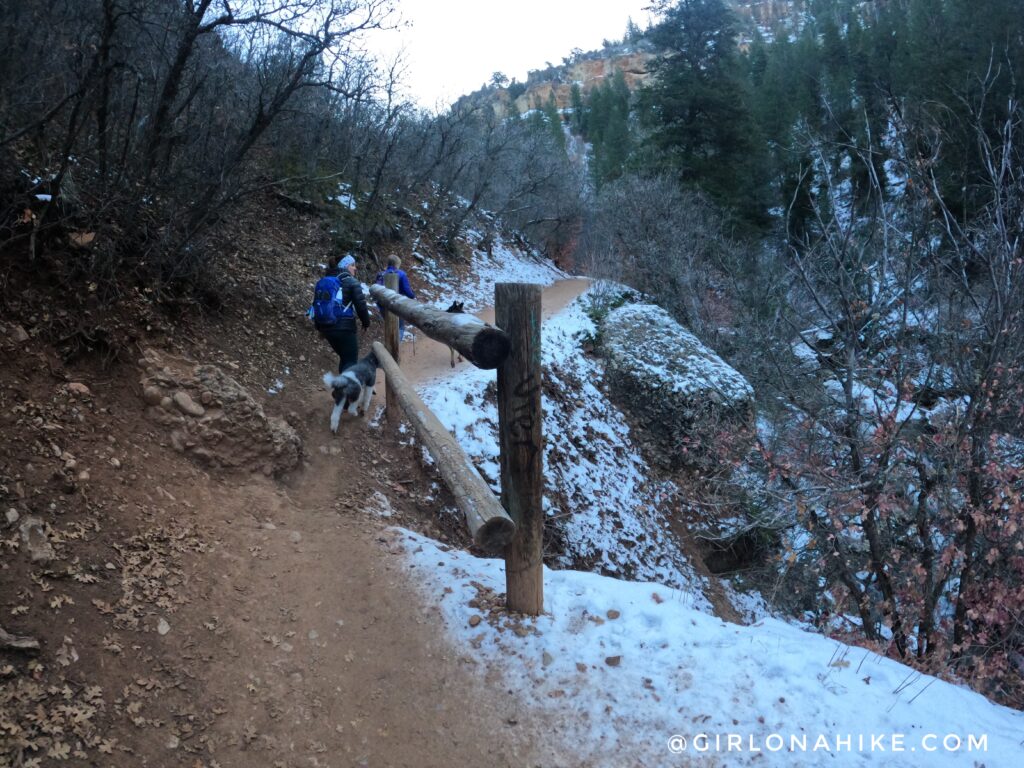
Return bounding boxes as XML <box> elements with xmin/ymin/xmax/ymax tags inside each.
<box><xmin>383</xmin><ymin>271</ymin><xmax>399</xmax><ymax>421</ymax></box>
<box><xmin>496</xmin><ymin>283</ymin><xmax>543</xmax><ymax>615</ymax></box>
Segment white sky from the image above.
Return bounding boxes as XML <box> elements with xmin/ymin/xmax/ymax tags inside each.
<box><xmin>367</xmin><ymin>0</ymin><xmax>657</xmax><ymax>109</ymax></box>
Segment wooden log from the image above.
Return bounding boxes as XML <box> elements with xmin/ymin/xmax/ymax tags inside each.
<box><xmin>369</xmin><ymin>285</ymin><xmax>510</xmax><ymax>369</ymax></box>
<box><xmin>496</xmin><ymin>283</ymin><xmax>544</xmax><ymax>616</ymax></box>
<box><xmin>372</xmin><ymin>342</ymin><xmax>515</xmax><ymax>551</ymax></box>
<box><xmin>383</xmin><ymin>272</ymin><xmax>400</xmax><ymax>422</ymax></box>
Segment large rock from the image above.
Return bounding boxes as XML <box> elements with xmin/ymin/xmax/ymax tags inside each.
<box><xmin>601</xmin><ymin>305</ymin><xmax>754</xmax><ymax>470</ymax></box>
<box><xmin>139</xmin><ymin>349</ymin><xmax>301</xmax><ymax>476</ymax></box>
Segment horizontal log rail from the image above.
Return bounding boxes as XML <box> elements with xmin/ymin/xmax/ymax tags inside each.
<box><xmin>372</xmin><ymin>341</ymin><xmax>515</xmax><ymax>552</ymax></box>
<box><xmin>368</xmin><ymin>285</ymin><xmax>511</xmax><ymax>370</ymax></box>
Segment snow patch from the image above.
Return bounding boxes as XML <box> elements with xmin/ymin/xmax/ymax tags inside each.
<box><xmin>394</xmin><ymin>528</ymin><xmax>1024</xmax><ymax>768</ymax></box>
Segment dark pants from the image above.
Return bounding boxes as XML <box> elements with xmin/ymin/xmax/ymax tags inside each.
<box><xmin>320</xmin><ymin>326</ymin><xmax>358</xmax><ymax>372</ymax></box>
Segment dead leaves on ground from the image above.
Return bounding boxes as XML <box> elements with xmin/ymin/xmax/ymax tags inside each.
<box><xmin>3</xmin><ymin>509</ymin><xmax>211</xmax><ymax>765</ymax></box>
<box><xmin>0</xmin><ymin>677</ymin><xmax>110</xmax><ymax>764</ymax></box>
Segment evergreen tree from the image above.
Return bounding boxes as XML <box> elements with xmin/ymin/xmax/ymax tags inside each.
<box><xmin>527</xmin><ymin>96</ymin><xmax>548</xmax><ymax>134</ymax></box>
<box><xmin>543</xmin><ymin>92</ymin><xmax>566</xmax><ymax>150</ymax></box>
<box><xmin>570</xmin><ymin>82</ymin><xmax>584</xmax><ymax>133</ymax></box>
<box><xmin>579</xmin><ymin>71</ymin><xmax>634</xmax><ymax>188</ymax></box>
<box><xmin>625</xmin><ymin>16</ymin><xmax>642</xmax><ymax>42</ymax></box>
<box><xmin>638</xmin><ymin>0</ymin><xmax>769</xmax><ymax>225</ymax></box>
<box><xmin>748</xmin><ymin>32</ymin><xmax>769</xmax><ymax>89</ymax></box>
<box><xmin>585</xmin><ymin>81</ymin><xmax>607</xmax><ymax>146</ymax></box>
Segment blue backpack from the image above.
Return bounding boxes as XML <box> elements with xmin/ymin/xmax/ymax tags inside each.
<box><xmin>311</xmin><ymin>276</ymin><xmax>353</xmax><ymax>327</ymax></box>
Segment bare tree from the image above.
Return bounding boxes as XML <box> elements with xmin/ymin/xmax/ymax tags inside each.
<box><xmin>1</xmin><ymin>0</ymin><xmax>396</xmax><ymax>288</ymax></box>
<box><xmin>754</xmin><ymin>96</ymin><xmax>1024</xmax><ymax>703</ymax></box>
<box><xmin>582</xmin><ymin>173</ymin><xmax>740</xmax><ymax>341</ymax></box>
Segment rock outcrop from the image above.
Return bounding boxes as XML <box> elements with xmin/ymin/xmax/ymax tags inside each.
<box><xmin>511</xmin><ymin>52</ymin><xmax>655</xmax><ymax>115</ymax></box>
<box><xmin>139</xmin><ymin>349</ymin><xmax>301</xmax><ymax>476</ymax></box>
<box><xmin>468</xmin><ymin>49</ymin><xmax>657</xmax><ymax>120</ymax></box>
<box><xmin>601</xmin><ymin>305</ymin><xmax>754</xmax><ymax>470</ymax></box>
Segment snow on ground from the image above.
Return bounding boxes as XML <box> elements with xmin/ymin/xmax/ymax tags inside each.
<box><xmin>266</xmin><ymin>365</ymin><xmax>290</xmax><ymax>395</ymax></box>
<box><xmin>419</xmin><ymin>288</ymin><xmax>708</xmax><ymax>604</ymax></box>
<box><xmin>402</xmin><ymin>240</ymin><xmax>1023</xmax><ymax>767</ymax></box>
<box><xmin>391</xmin><ymin>528</ymin><xmax>1023</xmax><ymax>768</ymax></box>
<box><xmin>412</xmin><ymin>230</ymin><xmax>566</xmax><ymax>312</ymax></box>
<box><xmin>328</xmin><ymin>181</ymin><xmax>356</xmax><ymax>210</ymax></box>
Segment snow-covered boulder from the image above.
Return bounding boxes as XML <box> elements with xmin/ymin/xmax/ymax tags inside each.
<box><xmin>601</xmin><ymin>304</ymin><xmax>754</xmax><ymax>469</ymax></box>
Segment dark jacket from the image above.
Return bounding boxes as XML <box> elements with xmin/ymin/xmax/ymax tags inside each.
<box><xmin>326</xmin><ymin>272</ymin><xmax>370</xmax><ymax>332</ymax></box>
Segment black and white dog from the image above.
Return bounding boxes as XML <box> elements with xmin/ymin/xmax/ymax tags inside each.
<box><xmin>323</xmin><ymin>351</ymin><xmax>379</xmax><ymax>433</ymax></box>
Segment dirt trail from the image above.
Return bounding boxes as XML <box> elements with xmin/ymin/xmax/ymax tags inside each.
<box><xmin>171</xmin><ymin>277</ymin><xmax>592</xmax><ymax>767</ymax></box>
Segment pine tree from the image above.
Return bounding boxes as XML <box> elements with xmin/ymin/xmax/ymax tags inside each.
<box><xmin>543</xmin><ymin>92</ymin><xmax>565</xmax><ymax>150</ymax></box>
<box><xmin>638</xmin><ymin>0</ymin><xmax>769</xmax><ymax>225</ymax></box>
<box><xmin>570</xmin><ymin>83</ymin><xmax>584</xmax><ymax>133</ymax></box>
<box><xmin>625</xmin><ymin>16</ymin><xmax>642</xmax><ymax>42</ymax></box>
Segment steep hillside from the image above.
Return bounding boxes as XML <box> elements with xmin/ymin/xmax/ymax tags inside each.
<box><xmin>402</xmin><ymin>276</ymin><xmax>1024</xmax><ymax>767</ymax></box>
<box><xmin>5</xmin><ymin>180</ymin><xmax>1022</xmax><ymax>767</ymax></box>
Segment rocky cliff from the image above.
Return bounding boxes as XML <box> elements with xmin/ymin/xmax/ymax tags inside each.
<box><xmin>512</xmin><ymin>51</ymin><xmax>655</xmax><ymax>114</ymax></box>
<box><xmin>459</xmin><ymin>1</ymin><xmax>870</xmax><ymax>118</ymax></box>
<box><xmin>461</xmin><ymin>46</ymin><xmax>656</xmax><ymax>120</ymax></box>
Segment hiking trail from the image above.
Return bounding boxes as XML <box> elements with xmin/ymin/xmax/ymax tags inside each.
<box><xmin>163</xmin><ymin>278</ymin><xmax>592</xmax><ymax>767</ymax></box>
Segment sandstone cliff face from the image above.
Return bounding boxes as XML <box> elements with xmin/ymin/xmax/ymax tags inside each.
<box><xmin>511</xmin><ymin>52</ymin><xmax>656</xmax><ymax>114</ymax></box>
<box><xmin>600</xmin><ymin>305</ymin><xmax>754</xmax><ymax>471</ymax></box>
<box><xmin>467</xmin><ymin>49</ymin><xmax>657</xmax><ymax>120</ymax></box>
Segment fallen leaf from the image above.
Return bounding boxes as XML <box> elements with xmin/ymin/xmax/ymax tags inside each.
<box><xmin>92</xmin><ymin>599</ymin><xmax>115</xmax><ymax>615</ymax></box>
<box><xmin>47</xmin><ymin>741</ymin><xmax>71</xmax><ymax>760</ymax></box>
<box><xmin>68</xmin><ymin>231</ymin><xmax>96</xmax><ymax>248</ymax></box>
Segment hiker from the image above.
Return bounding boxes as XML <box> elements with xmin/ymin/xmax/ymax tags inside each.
<box><xmin>310</xmin><ymin>254</ymin><xmax>370</xmax><ymax>372</ymax></box>
<box><xmin>375</xmin><ymin>254</ymin><xmax>415</xmax><ymax>341</ymax></box>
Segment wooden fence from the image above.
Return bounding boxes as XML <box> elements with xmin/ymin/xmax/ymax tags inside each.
<box><xmin>370</xmin><ymin>281</ymin><xmax>544</xmax><ymax>615</ymax></box>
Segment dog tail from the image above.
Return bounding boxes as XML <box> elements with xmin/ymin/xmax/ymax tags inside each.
<box><xmin>323</xmin><ymin>371</ymin><xmax>346</xmax><ymax>389</ymax></box>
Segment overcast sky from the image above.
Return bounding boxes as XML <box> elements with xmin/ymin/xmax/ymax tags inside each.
<box><xmin>367</xmin><ymin>0</ymin><xmax>657</xmax><ymax>109</ymax></box>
